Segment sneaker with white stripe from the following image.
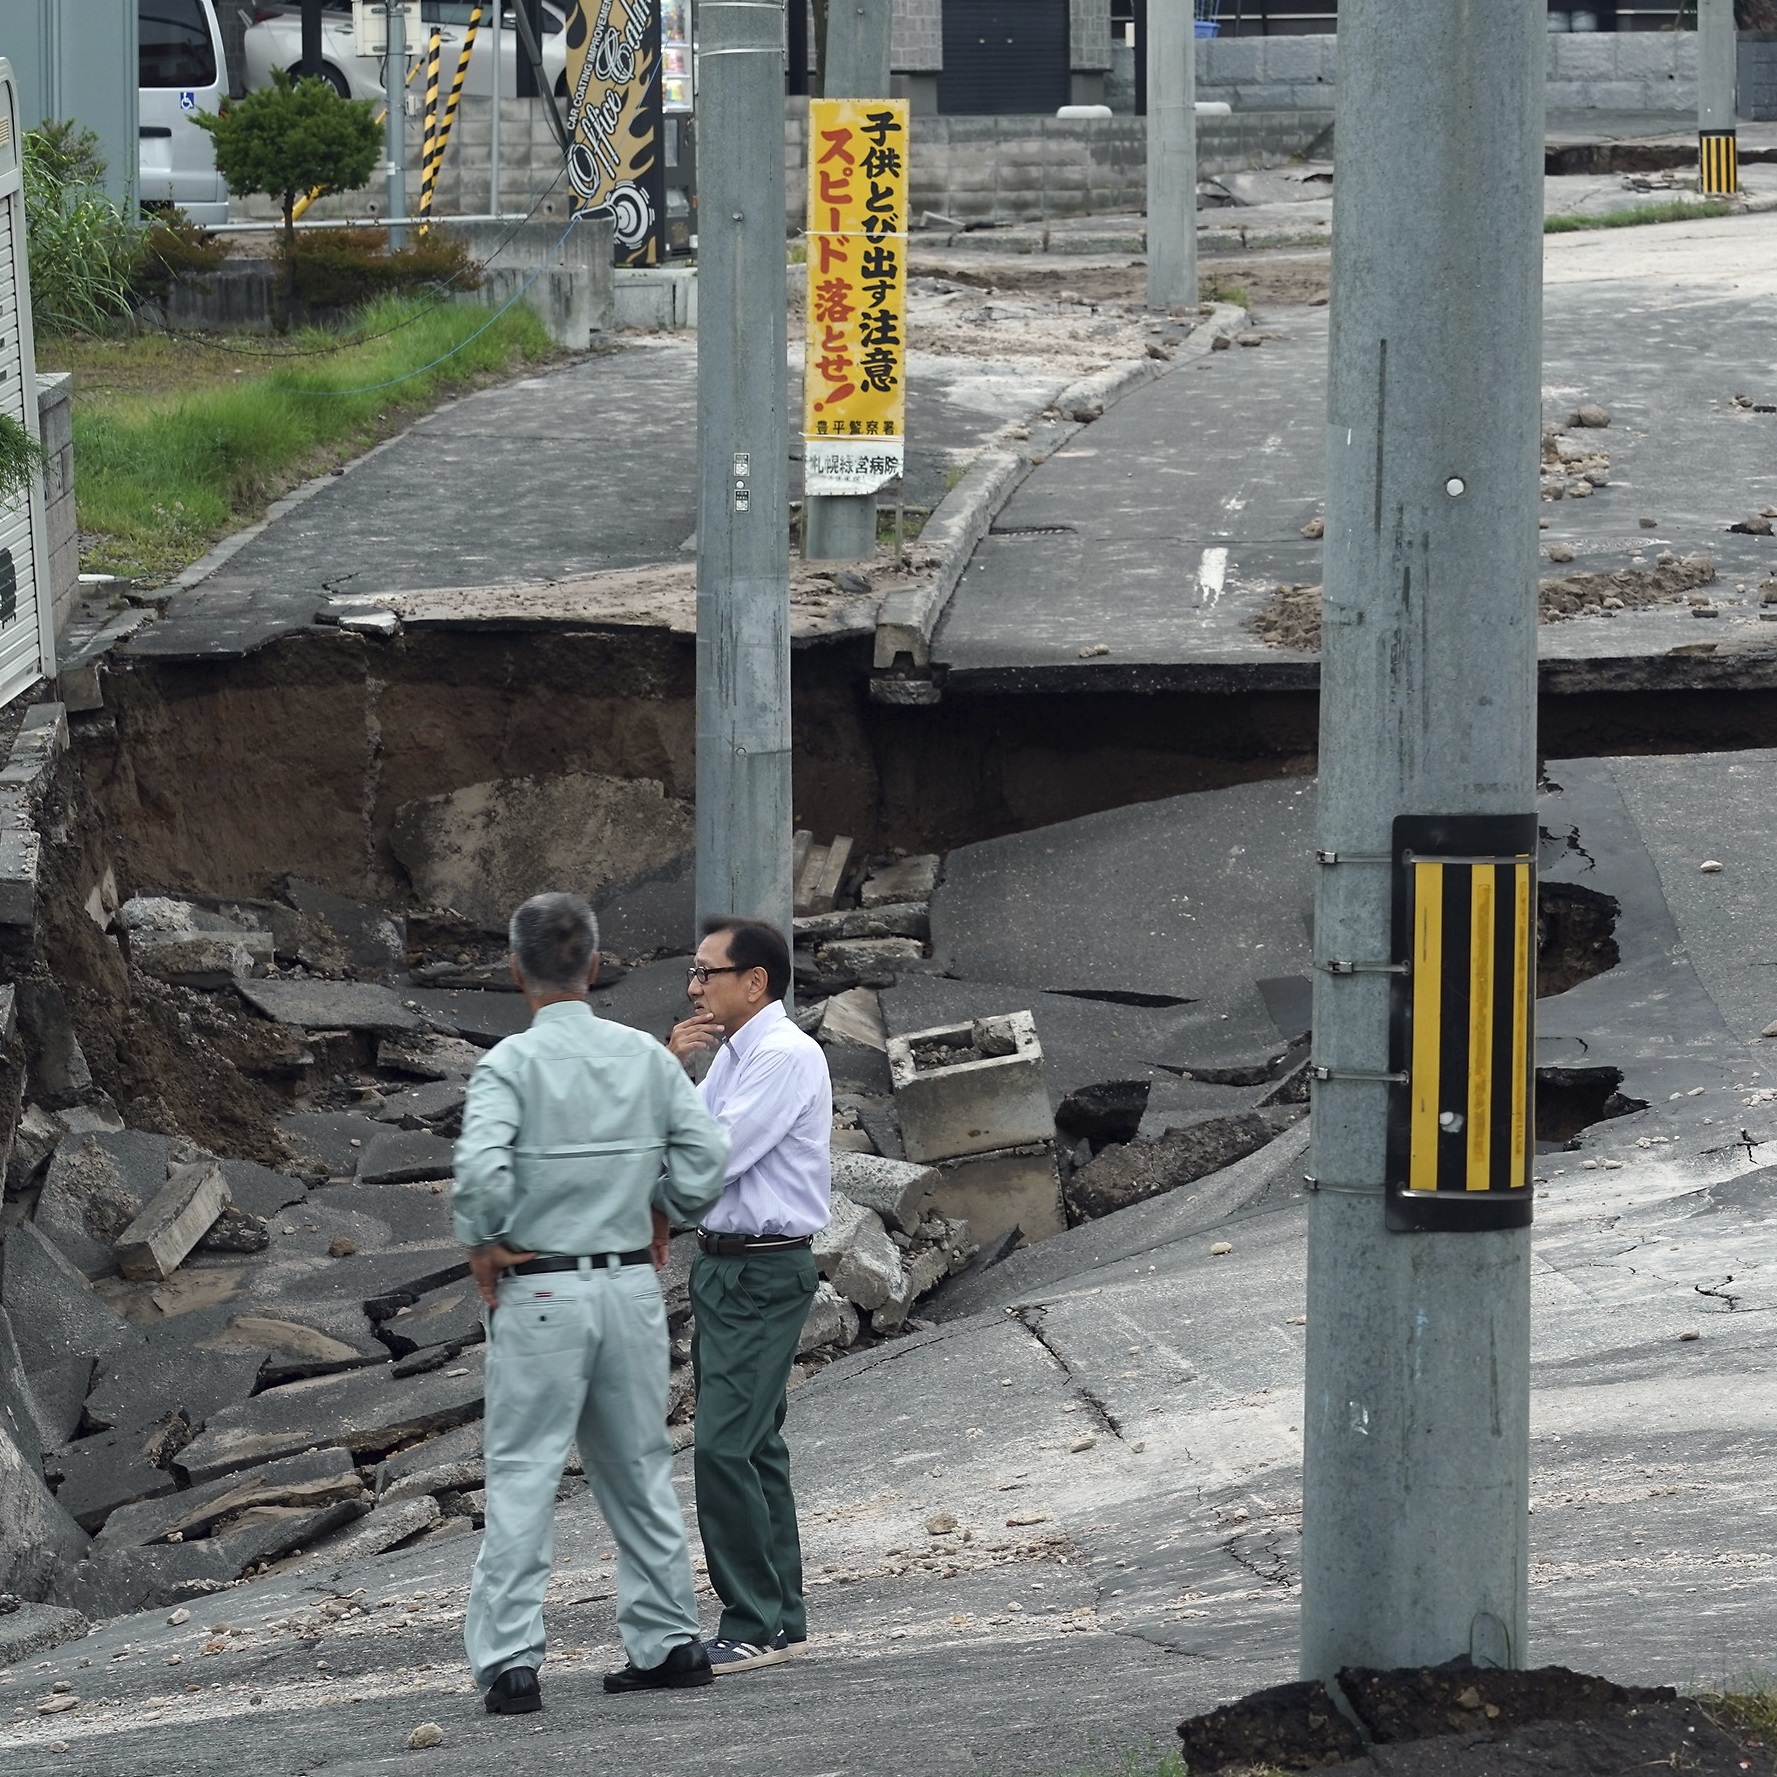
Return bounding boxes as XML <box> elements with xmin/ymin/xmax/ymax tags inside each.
<box><xmin>704</xmin><ymin>1637</ymin><xmax>790</xmax><ymax>1675</ymax></box>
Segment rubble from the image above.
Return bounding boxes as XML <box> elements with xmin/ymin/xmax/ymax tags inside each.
<box><xmin>1064</xmin><ymin>1113</ymin><xmax>1282</xmax><ymax>1222</ymax></box>
<box><xmin>235</xmin><ymin>979</ymin><xmax>423</xmax><ymax>1034</ymax></box>
<box><xmin>828</xmin><ymin>1151</ymin><xmax>936</xmax><ymax>1234</ymax></box>
<box><xmin>114</xmin><ymin>1161</ymin><xmax>229</xmax><ymax>1281</ymax></box>
<box><xmin>889</xmin><ymin>1013</ymin><xmax>1053</xmax><ymax>1164</ymax></box>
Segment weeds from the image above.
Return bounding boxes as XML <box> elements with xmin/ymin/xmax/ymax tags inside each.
<box><xmin>1693</xmin><ymin>1675</ymin><xmax>1777</xmax><ymax>1749</ymax></box>
<box><xmin>1544</xmin><ymin>199</ymin><xmax>1735</xmax><ymax>234</ymax></box>
<box><xmin>70</xmin><ymin>295</ymin><xmax>553</xmax><ymax>580</ymax></box>
<box><xmin>0</xmin><ymin>414</ymin><xmax>49</xmax><ymax>505</ymax></box>
<box><xmin>1200</xmin><ymin>276</ymin><xmax>1251</xmax><ymax>308</ymax></box>
<box><xmin>22</xmin><ymin>122</ymin><xmax>144</xmax><ymax>334</ymax></box>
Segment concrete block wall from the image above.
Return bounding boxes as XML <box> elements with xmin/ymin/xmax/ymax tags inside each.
<box><xmin>1072</xmin><ymin>0</ymin><xmax>1113</xmax><ymax>72</ymax></box>
<box><xmin>893</xmin><ymin>0</ymin><xmax>944</xmax><ymax>72</ymax></box>
<box><xmin>1197</xmin><ymin>29</ymin><xmax>1702</xmax><ymax>113</ymax></box>
<box><xmin>1744</xmin><ymin>35</ymin><xmax>1777</xmax><ymax>121</ymax></box>
<box><xmin>33</xmin><ymin>378</ymin><xmax>77</xmax><ymax>643</ymax></box>
<box><xmin>786</xmin><ymin>107</ymin><xmax>1331</xmax><ymax>227</ymax></box>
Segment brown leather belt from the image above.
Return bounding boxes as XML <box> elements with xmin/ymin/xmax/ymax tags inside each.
<box><xmin>697</xmin><ymin>1230</ymin><xmax>814</xmax><ymax>1257</ymax></box>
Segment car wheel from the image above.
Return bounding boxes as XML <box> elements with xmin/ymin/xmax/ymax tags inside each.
<box><xmin>289</xmin><ymin>62</ymin><xmax>353</xmax><ymax>98</ymax></box>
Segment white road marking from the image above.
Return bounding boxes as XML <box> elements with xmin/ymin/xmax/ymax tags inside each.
<box><xmin>1198</xmin><ymin>547</ymin><xmax>1230</xmax><ymax>609</ymax></box>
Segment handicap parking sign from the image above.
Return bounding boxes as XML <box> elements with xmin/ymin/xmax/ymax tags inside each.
<box><xmin>179</xmin><ymin>90</ymin><xmax>197</xmax><ymax>111</ymax></box>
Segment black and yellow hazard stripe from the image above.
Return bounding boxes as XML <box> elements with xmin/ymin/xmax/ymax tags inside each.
<box><xmin>418</xmin><ymin>26</ymin><xmax>445</xmax><ymax>226</ymax></box>
<box><xmin>1700</xmin><ymin>129</ymin><xmax>1738</xmax><ymax>197</ymax></box>
<box><xmin>428</xmin><ymin>5</ymin><xmax>483</xmax><ymax>201</ymax></box>
<box><xmin>1387</xmin><ymin>814</ymin><xmax>1537</xmax><ymax>1232</ymax></box>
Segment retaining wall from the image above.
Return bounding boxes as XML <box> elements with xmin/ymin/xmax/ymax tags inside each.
<box><xmin>1195</xmin><ymin>29</ymin><xmax>1704</xmax><ymax>114</ymax></box>
<box><xmin>34</xmin><ymin>378</ymin><xmax>77</xmax><ymax>643</ymax></box>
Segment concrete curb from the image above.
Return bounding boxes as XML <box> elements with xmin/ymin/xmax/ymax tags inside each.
<box><xmin>871</xmin><ymin>301</ymin><xmax>1249</xmax><ymax>681</ymax></box>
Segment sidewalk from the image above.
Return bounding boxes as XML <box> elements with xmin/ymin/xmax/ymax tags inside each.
<box><xmin>930</xmin><ymin>209</ymin><xmax>1777</xmax><ymax>698</ymax></box>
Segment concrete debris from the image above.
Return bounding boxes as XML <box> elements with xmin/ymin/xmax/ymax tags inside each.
<box><xmin>390</xmin><ymin>774</ymin><xmax>692</xmax><ymax>934</ymax></box>
<box><xmin>798</xmin><ymin>1281</ymin><xmax>861</xmax><ymax>1355</ymax></box>
<box><xmin>889</xmin><ymin>1012</ymin><xmax>1053</xmax><ymax>1164</ymax></box>
<box><xmin>405</xmin><ymin>987</ymin><xmax>532</xmax><ymax>1048</ymax></box>
<box><xmin>176</xmin><ymin>1348</ymin><xmax>485</xmax><ymax>1484</ymax></box>
<box><xmin>198</xmin><ymin>1202</ymin><xmax>270</xmax><ymax>1254</ymax></box>
<box><xmin>1065</xmin><ymin>1113</ymin><xmax>1280</xmax><ymax>1221</ymax></box>
<box><xmin>819</xmin><ymin>987</ymin><xmax>888</xmax><ymax>1052</ymax></box>
<box><xmin>376</xmin><ymin>1034</ymin><xmax>484</xmax><ymax>1080</ymax></box>
<box><xmin>277</xmin><ymin>878</ymin><xmax>407</xmax><ymax>981</ymax></box>
<box><xmin>794</xmin><ymin>903</ymin><xmax>930</xmax><ymax>943</ymax></box>
<box><xmin>830</xmin><ymin>1150</ymin><xmax>937</xmax><ymax>1234</ymax></box>
<box><xmin>355</xmin><ymin>1129</ymin><xmax>456</xmax><ymax>1186</ymax></box>
<box><xmin>0</xmin><ymin>1601</ymin><xmax>87</xmax><ymax>1665</ymax></box>
<box><xmin>1570</xmin><ymin>403</ymin><xmax>1611</xmax><ymax>427</ymax></box>
<box><xmin>34</xmin><ymin>1129</ymin><xmax>171</xmax><ymax>1278</ymax></box>
<box><xmin>0</xmin><ymin>1418</ymin><xmax>90</xmax><ymax>1600</ymax></box>
<box><xmin>409</xmin><ymin>1723</ymin><xmax>445</xmax><ymax>1750</ymax></box>
<box><xmin>237</xmin><ymin>977</ymin><xmax>424</xmax><ymax>1034</ymax></box>
<box><xmin>93</xmin><ymin>1448</ymin><xmax>362</xmax><ymax>1552</ymax></box>
<box><xmin>115</xmin><ymin>1161</ymin><xmax>229</xmax><ymax>1281</ymax></box>
<box><xmin>826</xmin><ymin>1207</ymin><xmax>905</xmax><ymax>1314</ymax></box>
<box><xmin>794</xmin><ymin>834</ymin><xmax>854</xmax><ymax>917</ymax></box>
<box><xmin>48</xmin><ymin>1420</ymin><xmax>183</xmax><ymax>1532</ymax></box>
<box><xmin>933</xmin><ymin>1144</ymin><xmax>1065</xmax><ymax>1249</ymax></box>
<box><xmin>314</xmin><ymin>1491</ymin><xmax>441</xmax><ymax>1563</ymax></box>
<box><xmin>382</xmin><ymin>1457</ymin><xmax>484</xmax><ymax>1505</ymax></box>
<box><xmin>860</xmin><ymin>855</ymin><xmax>940</xmax><ymax>907</ymax></box>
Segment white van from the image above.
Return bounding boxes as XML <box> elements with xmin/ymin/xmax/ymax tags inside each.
<box><xmin>138</xmin><ymin>0</ymin><xmax>230</xmax><ymax>224</ymax></box>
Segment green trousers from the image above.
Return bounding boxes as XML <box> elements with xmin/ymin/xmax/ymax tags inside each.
<box><xmin>689</xmin><ymin>1248</ymin><xmax>819</xmax><ymax>1648</ymax></box>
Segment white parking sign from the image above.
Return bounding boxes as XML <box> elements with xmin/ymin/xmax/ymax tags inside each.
<box><xmin>179</xmin><ymin>90</ymin><xmax>197</xmax><ymax>112</ymax></box>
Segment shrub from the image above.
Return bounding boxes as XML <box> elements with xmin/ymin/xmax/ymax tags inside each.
<box><xmin>276</xmin><ymin>228</ymin><xmax>482</xmax><ymax>310</ymax></box>
<box><xmin>0</xmin><ymin>413</ymin><xmax>49</xmax><ymax>504</ymax></box>
<box><xmin>195</xmin><ymin>72</ymin><xmax>381</xmax><ymax>253</ymax></box>
<box><xmin>133</xmin><ymin>213</ymin><xmax>232</xmax><ymax>298</ymax></box>
<box><xmin>21</xmin><ymin>122</ymin><xmax>144</xmax><ymax>335</ymax></box>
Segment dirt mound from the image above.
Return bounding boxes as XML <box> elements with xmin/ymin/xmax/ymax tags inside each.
<box><xmin>1178</xmin><ymin>1660</ymin><xmax>1768</xmax><ymax>1776</ymax></box>
<box><xmin>1251</xmin><ymin>554</ymin><xmax>1718</xmax><ymax>652</ymax></box>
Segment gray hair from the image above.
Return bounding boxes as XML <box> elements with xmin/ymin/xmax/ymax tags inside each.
<box><xmin>508</xmin><ymin>893</ymin><xmax>600</xmax><ymax>991</ymax></box>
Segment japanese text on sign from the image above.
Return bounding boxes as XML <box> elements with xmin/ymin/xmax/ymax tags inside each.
<box><xmin>803</xmin><ymin>98</ymin><xmax>909</xmax><ymax>498</ymax></box>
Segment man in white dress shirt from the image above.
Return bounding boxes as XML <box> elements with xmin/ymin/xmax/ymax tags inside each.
<box><xmin>668</xmin><ymin>916</ymin><xmax>830</xmax><ymax>1675</ymax></box>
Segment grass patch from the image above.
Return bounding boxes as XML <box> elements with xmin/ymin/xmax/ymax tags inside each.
<box><xmin>1011</xmin><ymin>1743</ymin><xmax>1194</xmax><ymax>1777</ymax></box>
<box><xmin>61</xmin><ymin>295</ymin><xmax>554</xmax><ymax>581</ymax></box>
<box><xmin>1200</xmin><ymin>275</ymin><xmax>1251</xmax><ymax>308</ymax></box>
<box><xmin>1544</xmin><ymin>199</ymin><xmax>1735</xmax><ymax>234</ymax></box>
<box><xmin>1694</xmin><ymin>1677</ymin><xmax>1777</xmax><ymax>1748</ymax></box>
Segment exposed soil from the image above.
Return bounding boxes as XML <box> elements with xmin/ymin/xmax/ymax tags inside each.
<box><xmin>1179</xmin><ymin>1660</ymin><xmax>1773</xmax><ymax>1777</ymax></box>
<box><xmin>1251</xmin><ymin>555</ymin><xmax>1721</xmax><ymax>652</ymax></box>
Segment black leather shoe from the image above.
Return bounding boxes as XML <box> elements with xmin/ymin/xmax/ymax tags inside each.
<box><xmin>603</xmin><ymin>1639</ymin><xmax>714</xmax><ymax>1693</ymax></box>
<box><xmin>485</xmin><ymin>1667</ymin><xmax>542</xmax><ymax>1714</ymax></box>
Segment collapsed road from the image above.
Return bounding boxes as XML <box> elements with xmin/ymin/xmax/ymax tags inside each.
<box><xmin>0</xmin><ymin>187</ymin><xmax>1773</xmax><ymax>1777</ymax></box>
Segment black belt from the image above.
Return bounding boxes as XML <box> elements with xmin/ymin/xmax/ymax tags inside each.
<box><xmin>506</xmin><ymin>1249</ymin><xmax>652</xmax><ymax>1275</ymax></box>
<box><xmin>697</xmin><ymin>1230</ymin><xmax>814</xmax><ymax>1257</ymax></box>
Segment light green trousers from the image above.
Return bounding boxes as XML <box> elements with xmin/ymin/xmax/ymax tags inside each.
<box><xmin>464</xmin><ymin>1259</ymin><xmax>701</xmax><ymax>1690</ymax></box>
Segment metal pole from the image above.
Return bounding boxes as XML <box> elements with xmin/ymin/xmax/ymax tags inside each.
<box><xmin>385</xmin><ymin>2</ymin><xmax>408</xmax><ymax>247</ymax></box>
<box><xmin>490</xmin><ymin>0</ymin><xmax>502</xmax><ymax>214</ymax></box>
<box><xmin>1301</xmin><ymin>0</ymin><xmax>1542</xmax><ymax>1682</ymax></box>
<box><xmin>801</xmin><ymin>0</ymin><xmax>891</xmax><ymax>564</ymax></box>
<box><xmin>695</xmin><ymin>0</ymin><xmax>794</xmax><ymax>947</ymax></box>
<box><xmin>1697</xmin><ymin>0</ymin><xmax>1738</xmax><ymax>194</ymax></box>
<box><xmin>299</xmin><ymin>0</ymin><xmax>323</xmax><ymax>77</ymax></box>
<box><xmin>1146</xmin><ymin>0</ymin><xmax>1196</xmax><ymax>312</ymax></box>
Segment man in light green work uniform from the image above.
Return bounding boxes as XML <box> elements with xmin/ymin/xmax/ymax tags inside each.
<box><xmin>454</xmin><ymin>892</ymin><xmax>730</xmax><ymax>1716</ymax></box>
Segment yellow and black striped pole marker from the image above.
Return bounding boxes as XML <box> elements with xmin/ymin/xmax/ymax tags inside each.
<box><xmin>426</xmin><ymin>4</ymin><xmax>484</xmax><ymax>208</ymax></box>
<box><xmin>1385</xmin><ymin>814</ymin><xmax>1537</xmax><ymax>1233</ymax></box>
<box><xmin>418</xmin><ymin>26</ymin><xmax>445</xmax><ymax>229</ymax></box>
<box><xmin>1700</xmin><ymin>128</ymin><xmax>1738</xmax><ymax>198</ymax></box>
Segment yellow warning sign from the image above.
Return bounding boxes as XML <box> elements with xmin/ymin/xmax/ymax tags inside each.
<box><xmin>803</xmin><ymin>97</ymin><xmax>910</xmax><ymax>498</ymax></box>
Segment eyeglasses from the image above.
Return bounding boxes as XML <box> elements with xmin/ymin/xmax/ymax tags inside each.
<box><xmin>686</xmin><ymin>963</ymin><xmax>743</xmax><ymax>985</ymax></box>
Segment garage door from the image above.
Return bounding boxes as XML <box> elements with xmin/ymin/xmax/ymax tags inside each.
<box><xmin>938</xmin><ymin>0</ymin><xmax>1071</xmax><ymax>116</ymax></box>
<box><xmin>0</xmin><ymin>65</ymin><xmax>50</xmax><ymax>709</ymax></box>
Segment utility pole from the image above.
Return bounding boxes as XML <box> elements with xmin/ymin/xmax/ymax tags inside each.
<box><xmin>1145</xmin><ymin>0</ymin><xmax>1196</xmax><ymax>313</ymax></box>
<box><xmin>801</xmin><ymin>0</ymin><xmax>892</xmax><ymax>563</ymax></box>
<box><xmin>1301</xmin><ymin>0</ymin><xmax>1542</xmax><ymax>1682</ymax></box>
<box><xmin>490</xmin><ymin>0</ymin><xmax>502</xmax><ymax>216</ymax></box>
<box><xmin>695</xmin><ymin>0</ymin><xmax>794</xmax><ymax>944</ymax></box>
<box><xmin>299</xmin><ymin>0</ymin><xmax>324</xmax><ymax>78</ymax></box>
<box><xmin>384</xmin><ymin>1</ymin><xmax>408</xmax><ymax>246</ymax></box>
<box><xmin>1698</xmin><ymin>0</ymin><xmax>1739</xmax><ymax>195</ymax></box>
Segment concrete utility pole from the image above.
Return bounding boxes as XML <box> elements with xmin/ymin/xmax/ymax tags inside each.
<box><xmin>490</xmin><ymin>2</ymin><xmax>502</xmax><ymax>216</ymax></box>
<box><xmin>695</xmin><ymin>0</ymin><xmax>794</xmax><ymax>944</ymax></box>
<box><xmin>1145</xmin><ymin>0</ymin><xmax>1196</xmax><ymax>313</ymax></box>
<box><xmin>1698</xmin><ymin>0</ymin><xmax>1739</xmax><ymax>194</ymax></box>
<box><xmin>384</xmin><ymin>2</ymin><xmax>408</xmax><ymax>246</ymax></box>
<box><xmin>802</xmin><ymin>0</ymin><xmax>892</xmax><ymax>564</ymax></box>
<box><xmin>1301</xmin><ymin>0</ymin><xmax>1542</xmax><ymax>1681</ymax></box>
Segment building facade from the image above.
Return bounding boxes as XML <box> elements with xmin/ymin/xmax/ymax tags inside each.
<box><xmin>888</xmin><ymin>0</ymin><xmax>1114</xmax><ymax>114</ymax></box>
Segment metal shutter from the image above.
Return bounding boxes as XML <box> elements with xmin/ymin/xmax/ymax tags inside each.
<box><xmin>938</xmin><ymin>0</ymin><xmax>1071</xmax><ymax>116</ymax></box>
<box><xmin>0</xmin><ymin>62</ymin><xmax>51</xmax><ymax>707</ymax></box>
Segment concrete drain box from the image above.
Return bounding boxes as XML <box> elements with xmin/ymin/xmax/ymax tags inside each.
<box><xmin>886</xmin><ymin>1013</ymin><xmax>1063</xmax><ymax>1246</ymax></box>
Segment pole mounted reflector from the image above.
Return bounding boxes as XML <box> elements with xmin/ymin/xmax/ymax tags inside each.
<box><xmin>1699</xmin><ymin>129</ymin><xmax>1738</xmax><ymax>198</ymax></box>
<box><xmin>1386</xmin><ymin>814</ymin><xmax>1537</xmax><ymax>1233</ymax></box>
